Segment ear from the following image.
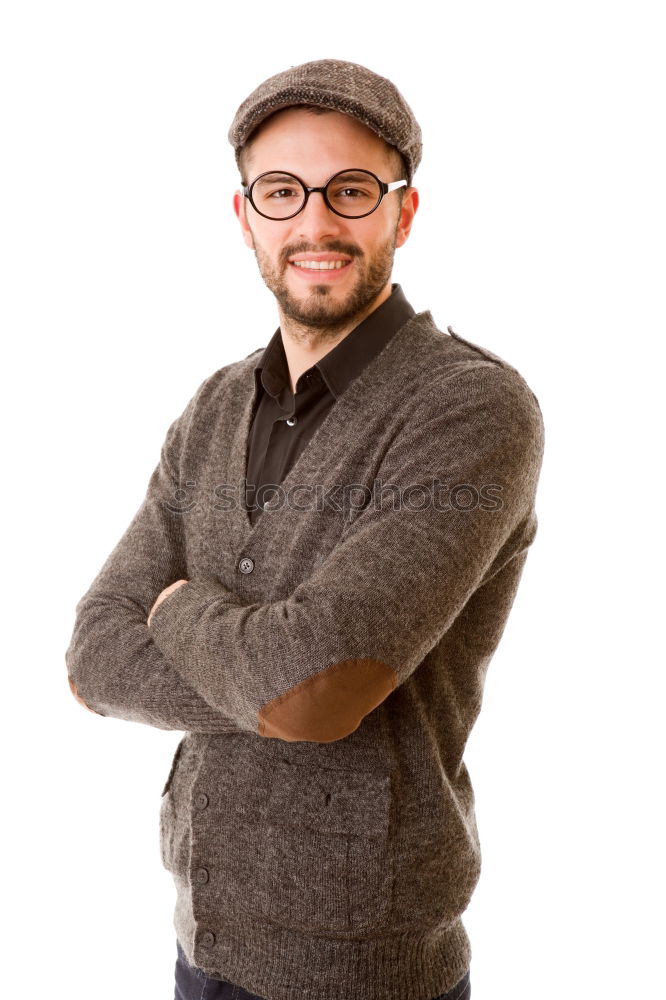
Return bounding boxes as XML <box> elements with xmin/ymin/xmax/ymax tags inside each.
<box><xmin>394</xmin><ymin>187</ymin><xmax>419</xmax><ymax>249</ymax></box>
<box><xmin>233</xmin><ymin>190</ymin><xmax>255</xmax><ymax>250</ymax></box>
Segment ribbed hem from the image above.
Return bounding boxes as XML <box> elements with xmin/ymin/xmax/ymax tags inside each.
<box><xmin>173</xmin><ymin>879</ymin><xmax>471</xmax><ymax>1000</ymax></box>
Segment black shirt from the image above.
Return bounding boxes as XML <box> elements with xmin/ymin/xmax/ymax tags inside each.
<box><xmin>245</xmin><ymin>282</ymin><xmax>416</xmax><ymax>526</ymax></box>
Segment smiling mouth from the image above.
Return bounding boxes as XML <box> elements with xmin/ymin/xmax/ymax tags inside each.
<box><xmin>290</xmin><ymin>260</ymin><xmax>352</xmax><ymax>271</ymax></box>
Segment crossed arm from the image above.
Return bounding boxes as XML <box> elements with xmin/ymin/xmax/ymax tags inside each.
<box><xmin>68</xmin><ymin>578</ymin><xmax>188</xmax><ymax>715</ymax></box>
<box><xmin>65</xmin><ymin>381</ymin><xmax>244</xmax><ymax>733</ymax></box>
<box><xmin>66</xmin><ymin>364</ymin><xmax>543</xmax><ymax>742</ymax></box>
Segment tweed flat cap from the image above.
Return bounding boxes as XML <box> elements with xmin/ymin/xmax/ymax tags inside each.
<box><xmin>228</xmin><ymin>58</ymin><xmax>422</xmax><ymax>185</ymax></box>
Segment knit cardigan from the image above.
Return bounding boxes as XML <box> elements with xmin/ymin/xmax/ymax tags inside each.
<box><xmin>65</xmin><ymin>308</ymin><xmax>545</xmax><ymax>1000</ymax></box>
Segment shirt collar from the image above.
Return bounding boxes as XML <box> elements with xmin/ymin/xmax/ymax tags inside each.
<box><xmin>253</xmin><ymin>283</ymin><xmax>416</xmax><ymax>403</ymax></box>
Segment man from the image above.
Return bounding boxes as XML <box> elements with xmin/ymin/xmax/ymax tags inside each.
<box><xmin>66</xmin><ymin>58</ymin><xmax>544</xmax><ymax>1000</ymax></box>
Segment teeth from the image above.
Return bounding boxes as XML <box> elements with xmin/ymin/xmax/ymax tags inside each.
<box><xmin>292</xmin><ymin>260</ymin><xmax>350</xmax><ymax>270</ymax></box>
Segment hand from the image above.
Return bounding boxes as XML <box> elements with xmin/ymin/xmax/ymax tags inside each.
<box><xmin>147</xmin><ymin>579</ymin><xmax>189</xmax><ymax>628</ymax></box>
<box><xmin>68</xmin><ymin>675</ymin><xmax>99</xmax><ymax>715</ymax></box>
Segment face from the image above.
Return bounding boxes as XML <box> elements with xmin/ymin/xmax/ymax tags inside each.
<box><xmin>233</xmin><ymin>108</ymin><xmax>419</xmax><ymax>335</ymax></box>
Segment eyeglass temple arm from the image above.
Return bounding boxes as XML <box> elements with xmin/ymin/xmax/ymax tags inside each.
<box><xmin>386</xmin><ymin>179</ymin><xmax>408</xmax><ymax>192</ymax></box>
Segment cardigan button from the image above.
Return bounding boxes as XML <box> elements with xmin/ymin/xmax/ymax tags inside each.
<box><xmin>195</xmin><ymin>867</ymin><xmax>210</xmax><ymax>884</ymax></box>
<box><xmin>200</xmin><ymin>931</ymin><xmax>215</xmax><ymax>947</ymax></box>
<box><xmin>194</xmin><ymin>793</ymin><xmax>209</xmax><ymax>810</ymax></box>
<box><xmin>238</xmin><ymin>557</ymin><xmax>254</xmax><ymax>574</ymax></box>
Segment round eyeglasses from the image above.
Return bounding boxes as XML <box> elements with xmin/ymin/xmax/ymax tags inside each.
<box><xmin>241</xmin><ymin>169</ymin><xmax>407</xmax><ymax>221</ymax></box>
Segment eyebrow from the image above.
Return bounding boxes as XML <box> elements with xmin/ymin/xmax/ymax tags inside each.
<box><xmin>255</xmin><ymin>173</ymin><xmax>300</xmax><ymax>183</ymax></box>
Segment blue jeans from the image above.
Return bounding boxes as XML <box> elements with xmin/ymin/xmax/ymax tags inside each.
<box><xmin>175</xmin><ymin>938</ymin><xmax>471</xmax><ymax>1000</ymax></box>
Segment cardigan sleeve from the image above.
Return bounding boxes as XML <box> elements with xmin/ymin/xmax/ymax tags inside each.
<box><xmin>64</xmin><ymin>382</ymin><xmax>241</xmax><ymax>734</ymax></box>
<box><xmin>148</xmin><ymin>364</ymin><xmax>545</xmax><ymax>743</ymax></box>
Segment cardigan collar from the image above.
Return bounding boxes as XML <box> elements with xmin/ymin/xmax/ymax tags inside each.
<box><xmin>227</xmin><ymin>300</ymin><xmax>438</xmax><ymax>544</ymax></box>
<box><xmin>253</xmin><ymin>283</ymin><xmax>416</xmax><ymax>405</ymax></box>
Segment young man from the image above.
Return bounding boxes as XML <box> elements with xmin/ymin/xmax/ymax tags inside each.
<box><xmin>66</xmin><ymin>59</ymin><xmax>544</xmax><ymax>1000</ymax></box>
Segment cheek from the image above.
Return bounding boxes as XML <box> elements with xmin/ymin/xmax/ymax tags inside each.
<box><xmin>356</xmin><ymin>221</ymin><xmax>391</xmax><ymax>252</ymax></box>
<box><xmin>252</xmin><ymin>228</ymin><xmax>286</xmax><ymax>264</ymax></box>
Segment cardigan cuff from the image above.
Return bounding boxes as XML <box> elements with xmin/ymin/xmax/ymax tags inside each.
<box><xmin>147</xmin><ymin>576</ymin><xmax>236</xmax><ymax>665</ymax></box>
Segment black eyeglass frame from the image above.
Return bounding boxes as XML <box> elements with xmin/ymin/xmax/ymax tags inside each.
<box><xmin>241</xmin><ymin>168</ymin><xmax>408</xmax><ymax>221</ymax></box>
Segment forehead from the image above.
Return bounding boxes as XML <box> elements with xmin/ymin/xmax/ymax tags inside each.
<box><xmin>246</xmin><ymin>107</ymin><xmax>393</xmax><ymax>176</ymax></box>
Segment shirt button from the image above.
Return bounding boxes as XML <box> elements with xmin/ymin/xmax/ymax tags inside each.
<box><xmin>201</xmin><ymin>931</ymin><xmax>216</xmax><ymax>947</ymax></box>
<box><xmin>195</xmin><ymin>867</ymin><xmax>210</xmax><ymax>884</ymax></box>
<box><xmin>195</xmin><ymin>793</ymin><xmax>209</xmax><ymax>810</ymax></box>
<box><xmin>286</xmin><ymin>416</ymin><xmax>297</xmax><ymax>426</ymax></box>
<box><xmin>238</xmin><ymin>557</ymin><xmax>254</xmax><ymax>574</ymax></box>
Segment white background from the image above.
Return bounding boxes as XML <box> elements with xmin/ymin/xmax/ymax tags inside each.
<box><xmin>1</xmin><ymin>2</ymin><xmax>663</xmax><ymax>997</ymax></box>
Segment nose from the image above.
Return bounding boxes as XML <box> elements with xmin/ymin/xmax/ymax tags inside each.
<box><xmin>296</xmin><ymin>189</ymin><xmax>344</xmax><ymax>243</ymax></box>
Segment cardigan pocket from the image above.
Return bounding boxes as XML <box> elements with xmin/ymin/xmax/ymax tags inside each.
<box><xmin>247</xmin><ymin>762</ymin><xmax>394</xmax><ymax>934</ymax></box>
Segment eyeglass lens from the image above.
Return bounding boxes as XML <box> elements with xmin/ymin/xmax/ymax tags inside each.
<box><xmin>251</xmin><ymin>170</ymin><xmax>382</xmax><ymax>219</ymax></box>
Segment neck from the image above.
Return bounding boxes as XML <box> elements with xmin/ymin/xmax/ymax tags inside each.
<box><xmin>277</xmin><ymin>282</ymin><xmax>393</xmax><ymax>393</ymax></box>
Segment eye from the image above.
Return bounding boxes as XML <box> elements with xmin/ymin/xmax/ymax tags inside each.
<box><xmin>328</xmin><ymin>183</ymin><xmax>376</xmax><ymax>202</ymax></box>
<box><xmin>269</xmin><ymin>188</ymin><xmax>299</xmax><ymax>199</ymax></box>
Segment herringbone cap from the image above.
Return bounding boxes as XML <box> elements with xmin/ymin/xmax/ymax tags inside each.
<box><xmin>228</xmin><ymin>59</ymin><xmax>422</xmax><ymax>185</ymax></box>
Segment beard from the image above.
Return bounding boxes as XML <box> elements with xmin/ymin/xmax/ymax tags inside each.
<box><xmin>247</xmin><ymin>222</ymin><xmax>399</xmax><ymax>340</ymax></box>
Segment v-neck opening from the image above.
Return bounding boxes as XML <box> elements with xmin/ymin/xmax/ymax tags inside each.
<box><xmin>232</xmin><ymin>309</ymin><xmax>436</xmax><ymax>542</ymax></box>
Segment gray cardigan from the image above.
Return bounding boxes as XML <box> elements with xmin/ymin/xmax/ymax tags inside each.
<box><xmin>65</xmin><ymin>308</ymin><xmax>545</xmax><ymax>1000</ymax></box>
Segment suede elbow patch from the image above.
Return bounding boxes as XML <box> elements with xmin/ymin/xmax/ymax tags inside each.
<box><xmin>257</xmin><ymin>658</ymin><xmax>398</xmax><ymax>742</ymax></box>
